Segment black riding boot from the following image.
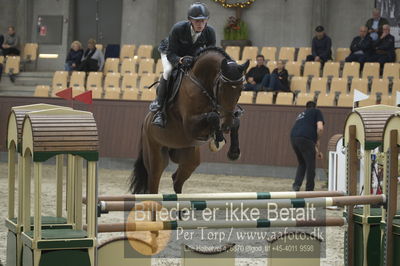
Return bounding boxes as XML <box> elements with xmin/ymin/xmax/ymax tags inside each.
<box><xmin>151</xmin><ymin>78</ymin><xmax>168</xmax><ymax>128</ymax></box>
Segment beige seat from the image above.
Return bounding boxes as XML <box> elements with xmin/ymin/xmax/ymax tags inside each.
<box><xmin>238</xmin><ymin>91</ymin><xmax>254</xmax><ymax>104</ymax></box>
<box><xmin>120</xmin><ymin>44</ymin><xmax>136</xmax><ymax>60</ymax></box>
<box><xmin>23</xmin><ymin>43</ymin><xmax>38</xmax><ymax>61</ymax></box>
<box><xmin>95</xmin><ymin>44</ymin><xmax>103</xmax><ymax>52</ymax></box>
<box><xmin>122</xmin><ymin>73</ymin><xmax>138</xmax><ymax>91</ymax></box>
<box><xmin>371</xmin><ymin>78</ymin><xmax>389</xmax><ymax>96</ymax></box>
<box><xmin>285</xmin><ymin>61</ymin><xmax>301</xmax><ymax>76</ymax></box>
<box><xmin>317</xmin><ymin>93</ymin><xmax>336</xmax><ymax>106</ymax></box>
<box><xmin>297</xmin><ymin>47</ymin><xmax>311</xmax><ymax>62</ymax></box>
<box><xmin>255</xmin><ymin>92</ymin><xmax>273</xmax><ymax>104</ymax></box>
<box><xmin>358</xmin><ymin>96</ymin><xmax>377</xmax><ymax>107</ymax></box>
<box><xmin>303</xmin><ymin>61</ymin><xmax>321</xmax><ymax>77</ymax></box>
<box><xmin>296</xmin><ymin>93</ymin><xmax>314</xmax><ymax>106</ymax></box>
<box><xmin>392</xmin><ymin>79</ymin><xmax>400</xmax><ymax>95</ymax></box>
<box><xmin>86</xmin><ymin>72</ymin><xmax>103</xmax><ymax>93</ymax></box>
<box><xmin>104</xmin><ymin>90</ymin><xmax>121</xmax><ymax>100</ymax></box>
<box><xmin>34</xmin><ymin>85</ymin><xmax>50</xmax><ymax>97</ymax></box>
<box><xmin>70</xmin><ymin>71</ymin><xmax>86</xmax><ymax>90</ymax></box>
<box><xmin>91</xmin><ymin>88</ymin><xmax>103</xmax><ymax>99</ymax></box>
<box><xmin>396</xmin><ymin>49</ymin><xmax>400</xmax><ymax>63</ymax></box>
<box><xmin>138</xmin><ymin>58</ymin><xmax>155</xmax><ymax>74</ymax></box>
<box><xmin>5</xmin><ymin>56</ymin><xmax>20</xmax><ymax>74</ymax></box>
<box><xmin>104</xmin><ymin>73</ymin><xmax>121</xmax><ymax>92</ymax></box>
<box><xmin>330</xmin><ymin>77</ymin><xmax>348</xmax><ymax>95</ymax></box>
<box><xmin>350</xmin><ymin>78</ymin><xmax>368</xmax><ymax>94</ymax></box>
<box><xmin>322</xmin><ymin>62</ymin><xmax>340</xmax><ymax>78</ymax></box>
<box><xmin>278</xmin><ymin>47</ymin><xmax>295</xmax><ymax>61</ymax></box>
<box><xmin>260</xmin><ymin>47</ymin><xmax>277</xmax><ymax>61</ymax></box>
<box><xmin>0</xmin><ymin>55</ymin><xmax>4</xmax><ymax>64</ymax></box>
<box><xmin>383</xmin><ymin>63</ymin><xmax>400</xmax><ymax>79</ymax></box>
<box><xmin>136</xmin><ymin>45</ymin><xmax>153</xmax><ymax>58</ymax></box>
<box><xmin>238</xmin><ymin>59</ymin><xmax>256</xmax><ymax>71</ymax></box>
<box><xmin>362</xmin><ymin>63</ymin><xmax>380</xmax><ymax>79</ymax></box>
<box><xmin>290</xmin><ymin>76</ymin><xmax>308</xmax><ymax>93</ymax></box>
<box><xmin>122</xmin><ymin>89</ymin><xmax>139</xmax><ymax>100</ymax></box>
<box><xmin>140</xmin><ymin>88</ymin><xmax>156</xmax><ymax>101</ymax></box>
<box><xmin>103</xmin><ymin>58</ymin><xmax>120</xmax><ymax>74</ymax></box>
<box><xmin>241</xmin><ymin>46</ymin><xmax>258</xmax><ymax>60</ymax></box>
<box><xmin>275</xmin><ymin>92</ymin><xmax>294</xmax><ymax>105</ymax></box>
<box><xmin>51</xmin><ymin>71</ymin><xmax>68</xmax><ymax>91</ymax></box>
<box><xmin>155</xmin><ymin>59</ymin><xmax>163</xmax><ymax>75</ymax></box>
<box><xmin>121</xmin><ymin>58</ymin><xmax>138</xmax><ymax>76</ymax></box>
<box><xmin>267</xmin><ymin>60</ymin><xmax>277</xmax><ymax>72</ymax></box>
<box><xmin>335</xmin><ymin>48</ymin><xmax>350</xmax><ymax>62</ymax></box>
<box><xmin>337</xmin><ymin>94</ymin><xmax>354</xmax><ymax>107</ymax></box>
<box><xmin>309</xmin><ymin>77</ymin><xmax>328</xmax><ymax>94</ymax></box>
<box><xmin>381</xmin><ymin>95</ymin><xmax>395</xmax><ymax>105</ymax></box>
<box><xmin>342</xmin><ymin>62</ymin><xmax>360</xmax><ymax>79</ymax></box>
<box><xmin>139</xmin><ymin>74</ymin><xmax>157</xmax><ymax>90</ymax></box>
<box><xmin>225</xmin><ymin>46</ymin><xmax>240</xmax><ymax>61</ymax></box>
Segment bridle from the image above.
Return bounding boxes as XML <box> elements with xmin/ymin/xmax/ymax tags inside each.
<box><xmin>187</xmin><ymin>70</ymin><xmax>245</xmax><ymax>116</ymax></box>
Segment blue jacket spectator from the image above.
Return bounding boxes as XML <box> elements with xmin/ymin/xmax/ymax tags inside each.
<box><xmin>367</xmin><ymin>24</ymin><xmax>395</xmax><ymax>72</ymax></box>
<box><xmin>306</xmin><ymin>26</ymin><xmax>332</xmax><ymax>63</ymax></box>
<box><xmin>65</xmin><ymin>41</ymin><xmax>84</xmax><ymax>71</ymax></box>
<box><xmin>345</xmin><ymin>26</ymin><xmax>373</xmax><ymax>65</ymax></box>
<box><xmin>244</xmin><ymin>55</ymin><xmax>269</xmax><ymax>91</ymax></box>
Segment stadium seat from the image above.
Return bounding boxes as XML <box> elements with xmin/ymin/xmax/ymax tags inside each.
<box><xmin>0</xmin><ymin>55</ymin><xmax>4</xmax><ymax>64</ymax></box>
<box><xmin>362</xmin><ymin>63</ymin><xmax>380</xmax><ymax>79</ymax></box>
<box><xmin>140</xmin><ymin>88</ymin><xmax>156</xmax><ymax>101</ymax></box>
<box><xmin>86</xmin><ymin>72</ymin><xmax>103</xmax><ymax>92</ymax></box>
<box><xmin>69</xmin><ymin>71</ymin><xmax>86</xmax><ymax>91</ymax></box>
<box><xmin>104</xmin><ymin>73</ymin><xmax>121</xmax><ymax>92</ymax></box>
<box><xmin>278</xmin><ymin>47</ymin><xmax>295</xmax><ymax>61</ymax></box>
<box><xmin>5</xmin><ymin>56</ymin><xmax>20</xmax><ymax>74</ymax></box>
<box><xmin>335</xmin><ymin>48</ymin><xmax>350</xmax><ymax>62</ymax></box>
<box><xmin>238</xmin><ymin>59</ymin><xmax>256</xmax><ymax>71</ymax></box>
<box><xmin>396</xmin><ymin>49</ymin><xmax>400</xmax><ymax>63</ymax></box>
<box><xmin>136</xmin><ymin>45</ymin><xmax>153</xmax><ymax>58</ymax></box>
<box><xmin>23</xmin><ymin>43</ymin><xmax>38</xmax><ymax>61</ymax></box>
<box><xmin>91</xmin><ymin>88</ymin><xmax>103</xmax><ymax>99</ymax></box>
<box><xmin>383</xmin><ymin>63</ymin><xmax>400</xmax><ymax>79</ymax></box>
<box><xmin>317</xmin><ymin>93</ymin><xmax>336</xmax><ymax>106</ymax></box>
<box><xmin>122</xmin><ymin>89</ymin><xmax>139</xmax><ymax>100</ymax></box>
<box><xmin>297</xmin><ymin>47</ymin><xmax>311</xmax><ymax>62</ymax></box>
<box><xmin>358</xmin><ymin>96</ymin><xmax>377</xmax><ymax>107</ymax></box>
<box><xmin>95</xmin><ymin>44</ymin><xmax>103</xmax><ymax>52</ymax></box>
<box><xmin>381</xmin><ymin>95</ymin><xmax>395</xmax><ymax>106</ymax></box>
<box><xmin>238</xmin><ymin>91</ymin><xmax>254</xmax><ymax>104</ymax></box>
<box><xmin>139</xmin><ymin>74</ymin><xmax>157</xmax><ymax>90</ymax></box>
<box><xmin>104</xmin><ymin>44</ymin><xmax>120</xmax><ymax>59</ymax></box>
<box><xmin>225</xmin><ymin>46</ymin><xmax>240</xmax><ymax>61</ymax></box>
<box><xmin>120</xmin><ymin>44</ymin><xmax>136</xmax><ymax>60</ymax></box>
<box><xmin>322</xmin><ymin>62</ymin><xmax>340</xmax><ymax>78</ymax></box>
<box><xmin>241</xmin><ymin>46</ymin><xmax>258</xmax><ymax>60</ymax></box>
<box><xmin>121</xmin><ymin>58</ymin><xmax>138</xmax><ymax>76</ymax></box>
<box><xmin>303</xmin><ymin>61</ymin><xmax>321</xmax><ymax>77</ymax></box>
<box><xmin>275</xmin><ymin>92</ymin><xmax>294</xmax><ymax>105</ymax></box>
<box><xmin>122</xmin><ymin>73</ymin><xmax>138</xmax><ymax>91</ymax></box>
<box><xmin>34</xmin><ymin>85</ymin><xmax>50</xmax><ymax>97</ymax></box>
<box><xmin>51</xmin><ymin>71</ymin><xmax>68</xmax><ymax>91</ymax></box>
<box><xmin>267</xmin><ymin>60</ymin><xmax>277</xmax><ymax>72</ymax></box>
<box><xmin>337</xmin><ymin>94</ymin><xmax>354</xmax><ymax>107</ymax></box>
<box><xmin>350</xmin><ymin>78</ymin><xmax>368</xmax><ymax>94</ymax></box>
<box><xmin>255</xmin><ymin>91</ymin><xmax>273</xmax><ymax>104</ymax></box>
<box><xmin>342</xmin><ymin>62</ymin><xmax>360</xmax><ymax>79</ymax></box>
<box><xmin>285</xmin><ymin>61</ymin><xmax>301</xmax><ymax>77</ymax></box>
<box><xmin>138</xmin><ymin>58</ymin><xmax>155</xmax><ymax>74</ymax></box>
<box><xmin>104</xmin><ymin>90</ymin><xmax>121</xmax><ymax>100</ymax></box>
<box><xmin>309</xmin><ymin>77</ymin><xmax>328</xmax><ymax>94</ymax></box>
<box><xmin>296</xmin><ymin>93</ymin><xmax>314</xmax><ymax>106</ymax></box>
<box><xmin>260</xmin><ymin>46</ymin><xmax>277</xmax><ymax>61</ymax></box>
<box><xmin>392</xmin><ymin>79</ymin><xmax>400</xmax><ymax>95</ymax></box>
<box><xmin>330</xmin><ymin>78</ymin><xmax>348</xmax><ymax>95</ymax></box>
<box><xmin>290</xmin><ymin>76</ymin><xmax>308</xmax><ymax>93</ymax></box>
<box><xmin>155</xmin><ymin>59</ymin><xmax>163</xmax><ymax>74</ymax></box>
<box><xmin>103</xmin><ymin>58</ymin><xmax>119</xmax><ymax>74</ymax></box>
<box><xmin>371</xmin><ymin>78</ymin><xmax>389</xmax><ymax>96</ymax></box>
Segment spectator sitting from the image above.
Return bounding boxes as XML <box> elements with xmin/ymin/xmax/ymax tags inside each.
<box><xmin>65</xmin><ymin>41</ymin><xmax>83</xmax><ymax>71</ymax></box>
<box><xmin>345</xmin><ymin>26</ymin><xmax>373</xmax><ymax>65</ymax></box>
<box><xmin>262</xmin><ymin>60</ymin><xmax>290</xmax><ymax>92</ymax></box>
<box><xmin>366</xmin><ymin>8</ymin><xmax>389</xmax><ymax>41</ymax></box>
<box><xmin>2</xmin><ymin>26</ymin><xmax>20</xmax><ymax>56</ymax></box>
<box><xmin>367</xmin><ymin>24</ymin><xmax>395</xmax><ymax>72</ymax></box>
<box><xmin>244</xmin><ymin>54</ymin><xmax>269</xmax><ymax>91</ymax></box>
<box><xmin>79</xmin><ymin>39</ymin><xmax>104</xmax><ymax>72</ymax></box>
<box><xmin>306</xmin><ymin>25</ymin><xmax>332</xmax><ymax>64</ymax></box>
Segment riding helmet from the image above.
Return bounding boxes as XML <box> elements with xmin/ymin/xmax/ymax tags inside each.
<box><xmin>187</xmin><ymin>2</ymin><xmax>210</xmax><ymax>20</ymax></box>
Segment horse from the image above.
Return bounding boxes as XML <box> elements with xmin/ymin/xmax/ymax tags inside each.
<box><xmin>129</xmin><ymin>47</ymin><xmax>249</xmax><ymax>194</ymax></box>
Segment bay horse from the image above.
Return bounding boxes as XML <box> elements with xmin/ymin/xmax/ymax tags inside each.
<box><xmin>129</xmin><ymin>47</ymin><xmax>249</xmax><ymax>194</ymax></box>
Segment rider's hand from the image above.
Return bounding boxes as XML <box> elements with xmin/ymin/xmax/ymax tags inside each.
<box><xmin>180</xmin><ymin>56</ymin><xmax>194</xmax><ymax>69</ymax></box>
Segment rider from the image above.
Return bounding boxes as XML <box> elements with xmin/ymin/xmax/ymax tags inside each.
<box><xmin>150</xmin><ymin>2</ymin><xmax>216</xmax><ymax>128</ymax></box>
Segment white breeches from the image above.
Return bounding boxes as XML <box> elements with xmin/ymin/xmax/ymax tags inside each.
<box><xmin>161</xmin><ymin>53</ymin><xmax>173</xmax><ymax>80</ymax></box>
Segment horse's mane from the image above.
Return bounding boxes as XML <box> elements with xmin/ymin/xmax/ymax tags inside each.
<box><xmin>195</xmin><ymin>46</ymin><xmax>232</xmax><ymax>61</ymax></box>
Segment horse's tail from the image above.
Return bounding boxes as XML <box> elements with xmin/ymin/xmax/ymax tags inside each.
<box><xmin>128</xmin><ymin>136</ymin><xmax>148</xmax><ymax>194</ymax></box>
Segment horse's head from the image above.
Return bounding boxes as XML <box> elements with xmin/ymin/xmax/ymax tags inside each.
<box><xmin>218</xmin><ymin>58</ymin><xmax>249</xmax><ymax>132</ymax></box>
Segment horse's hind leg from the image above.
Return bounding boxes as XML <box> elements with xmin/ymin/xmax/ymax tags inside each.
<box><xmin>143</xmin><ymin>138</ymin><xmax>169</xmax><ymax>194</ymax></box>
<box><xmin>170</xmin><ymin>147</ymin><xmax>200</xmax><ymax>194</ymax></box>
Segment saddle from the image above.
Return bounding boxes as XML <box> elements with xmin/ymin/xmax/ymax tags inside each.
<box><xmin>166</xmin><ymin>67</ymin><xmax>185</xmax><ymax>105</ymax></box>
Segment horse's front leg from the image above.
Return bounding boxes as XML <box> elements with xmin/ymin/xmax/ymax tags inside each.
<box><xmin>227</xmin><ymin>116</ymin><xmax>241</xmax><ymax>160</ymax></box>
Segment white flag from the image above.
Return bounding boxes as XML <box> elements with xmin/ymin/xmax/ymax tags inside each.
<box><xmin>353</xmin><ymin>89</ymin><xmax>369</xmax><ymax>103</ymax></box>
<box><xmin>396</xmin><ymin>91</ymin><xmax>400</xmax><ymax>106</ymax></box>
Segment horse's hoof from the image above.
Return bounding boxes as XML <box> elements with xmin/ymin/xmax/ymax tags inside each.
<box><xmin>227</xmin><ymin>149</ymin><xmax>241</xmax><ymax>161</ymax></box>
<box><xmin>209</xmin><ymin>139</ymin><xmax>226</xmax><ymax>152</ymax></box>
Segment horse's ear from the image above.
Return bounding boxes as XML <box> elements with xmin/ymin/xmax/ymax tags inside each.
<box><xmin>240</xmin><ymin>60</ymin><xmax>250</xmax><ymax>73</ymax></box>
<box><xmin>221</xmin><ymin>58</ymin><xmax>228</xmax><ymax>73</ymax></box>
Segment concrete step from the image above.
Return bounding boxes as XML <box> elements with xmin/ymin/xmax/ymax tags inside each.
<box><xmin>1</xmin><ymin>71</ymin><xmax>53</xmax><ymax>86</ymax></box>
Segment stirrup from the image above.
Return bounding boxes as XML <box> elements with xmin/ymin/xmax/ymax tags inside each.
<box><xmin>149</xmin><ymin>100</ymin><xmax>161</xmax><ymax>112</ymax></box>
<box><xmin>152</xmin><ymin>112</ymin><xmax>166</xmax><ymax>128</ymax></box>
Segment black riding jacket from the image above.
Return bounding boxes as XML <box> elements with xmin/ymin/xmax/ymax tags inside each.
<box><xmin>166</xmin><ymin>21</ymin><xmax>216</xmax><ymax>67</ymax></box>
